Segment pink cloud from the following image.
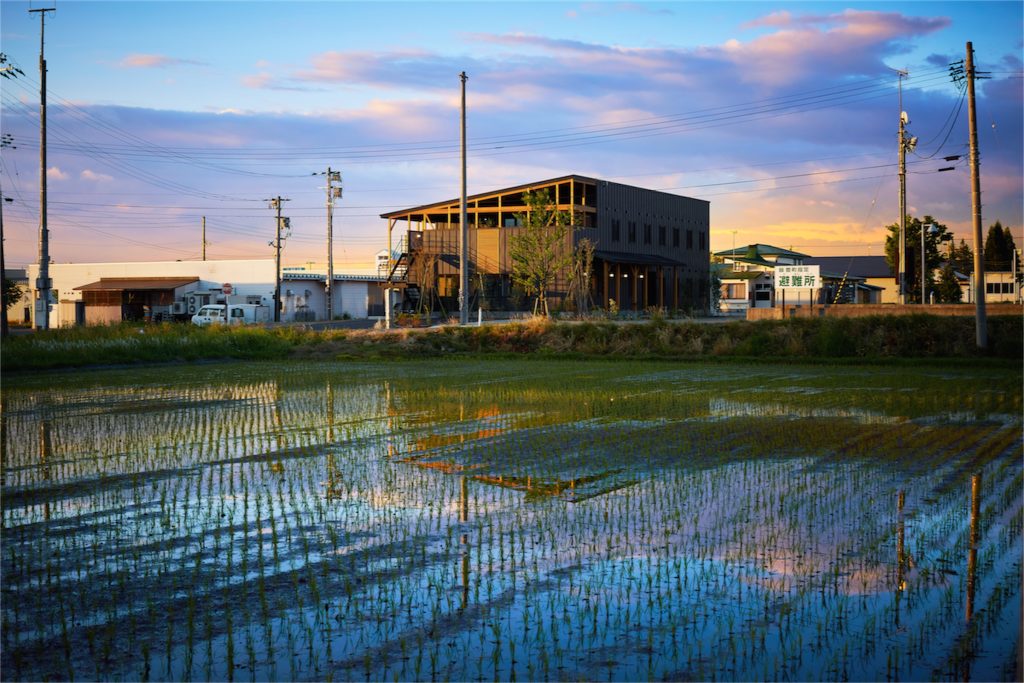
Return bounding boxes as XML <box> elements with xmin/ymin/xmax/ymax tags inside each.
<box><xmin>118</xmin><ymin>54</ymin><xmax>206</xmax><ymax>69</ymax></box>
<box><xmin>716</xmin><ymin>10</ymin><xmax>951</xmax><ymax>86</ymax></box>
<box><xmin>46</xmin><ymin>166</ymin><xmax>68</xmax><ymax>180</ymax></box>
<box><xmin>80</xmin><ymin>169</ymin><xmax>113</xmax><ymax>182</ymax></box>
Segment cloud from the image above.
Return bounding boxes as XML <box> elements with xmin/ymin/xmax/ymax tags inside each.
<box><xmin>567</xmin><ymin>3</ymin><xmax>674</xmax><ymax>19</ymax></box>
<box><xmin>47</xmin><ymin>166</ymin><xmax>68</xmax><ymax>180</ymax></box>
<box><xmin>80</xmin><ymin>169</ymin><xmax>113</xmax><ymax>182</ymax></box>
<box><xmin>118</xmin><ymin>54</ymin><xmax>206</xmax><ymax>69</ymax></box>
<box><xmin>241</xmin><ymin>72</ymin><xmax>322</xmax><ymax>92</ymax></box>
<box><xmin>291</xmin><ymin>49</ymin><xmax>477</xmax><ymax>91</ymax></box>
<box><xmin>722</xmin><ymin>10</ymin><xmax>951</xmax><ymax>86</ymax></box>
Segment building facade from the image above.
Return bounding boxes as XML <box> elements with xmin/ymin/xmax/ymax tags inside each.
<box><xmin>714</xmin><ymin>245</ymin><xmax>883</xmax><ymax>315</ymax></box>
<box><xmin>382</xmin><ymin>175</ymin><xmax>710</xmax><ymax>314</ymax></box>
<box><xmin>26</xmin><ymin>260</ymin><xmax>384</xmax><ymax>327</ymax></box>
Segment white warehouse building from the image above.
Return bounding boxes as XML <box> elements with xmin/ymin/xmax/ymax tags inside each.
<box><xmin>26</xmin><ymin>259</ymin><xmax>384</xmax><ymax>328</ymax></box>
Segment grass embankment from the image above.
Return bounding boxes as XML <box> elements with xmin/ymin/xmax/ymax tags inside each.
<box><xmin>2</xmin><ymin>314</ymin><xmax>1021</xmax><ymax>372</ymax></box>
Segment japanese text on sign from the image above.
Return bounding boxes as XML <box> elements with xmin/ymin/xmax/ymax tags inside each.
<box><xmin>775</xmin><ymin>265</ymin><xmax>820</xmax><ymax>290</ymax></box>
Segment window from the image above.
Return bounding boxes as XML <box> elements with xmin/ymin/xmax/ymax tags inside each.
<box><xmin>724</xmin><ymin>283</ymin><xmax>746</xmax><ymax>299</ymax></box>
<box><xmin>686</xmin><ymin>230</ymin><xmax>693</xmax><ymax>249</ymax></box>
<box><xmin>672</xmin><ymin>228</ymin><xmax>680</xmax><ymax>248</ymax></box>
<box><xmin>700</xmin><ymin>231</ymin><xmax>706</xmax><ymax>250</ymax></box>
<box><xmin>643</xmin><ymin>224</ymin><xmax>652</xmax><ymax>245</ymax></box>
<box><xmin>611</xmin><ymin>219</ymin><xmax>621</xmax><ymax>242</ymax></box>
<box><xmin>658</xmin><ymin>225</ymin><xmax>666</xmax><ymax>246</ymax></box>
<box><xmin>628</xmin><ymin>221</ymin><xmax>637</xmax><ymax>243</ymax></box>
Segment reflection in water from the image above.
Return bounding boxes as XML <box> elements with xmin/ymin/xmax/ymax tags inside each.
<box><xmin>0</xmin><ymin>393</ymin><xmax>6</xmax><ymax>487</ymax></box>
<box><xmin>0</xmin><ymin>361</ymin><xmax>1019</xmax><ymax>682</ymax></box>
<box><xmin>326</xmin><ymin>381</ymin><xmax>335</xmax><ymax>442</ymax></box>
<box><xmin>39</xmin><ymin>418</ymin><xmax>52</xmax><ymax>522</ymax></box>
<box><xmin>460</xmin><ymin>476</ymin><xmax>470</xmax><ymax>610</ymax></box>
<box><xmin>966</xmin><ymin>472</ymin><xmax>981</xmax><ymax>623</ymax></box>
<box><xmin>896</xmin><ymin>489</ymin><xmax>906</xmax><ymax>626</ymax></box>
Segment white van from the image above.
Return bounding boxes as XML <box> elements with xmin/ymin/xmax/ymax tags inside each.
<box><xmin>191</xmin><ymin>304</ymin><xmax>271</xmax><ymax>326</ymax></box>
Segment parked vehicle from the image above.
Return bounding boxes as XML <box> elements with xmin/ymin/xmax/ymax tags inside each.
<box><xmin>191</xmin><ymin>304</ymin><xmax>271</xmax><ymax>326</ymax></box>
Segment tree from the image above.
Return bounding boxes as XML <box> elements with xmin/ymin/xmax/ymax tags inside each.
<box><xmin>983</xmin><ymin>220</ymin><xmax>1013</xmax><ymax>272</ymax></box>
<box><xmin>951</xmin><ymin>239</ymin><xmax>974</xmax><ymax>275</ymax></box>
<box><xmin>567</xmin><ymin>237</ymin><xmax>595</xmax><ymax>316</ymax></box>
<box><xmin>709</xmin><ymin>267</ymin><xmax>722</xmax><ymax>314</ymax></box>
<box><xmin>884</xmin><ymin>215</ymin><xmax>954</xmax><ymax>303</ymax></box>
<box><xmin>934</xmin><ymin>264</ymin><xmax>963</xmax><ymax>303</ymax></box>
<box><xmin>509</xmin><ymin>189</ymin><xmax>574</xmax><ymax>316</ymax></box>
<box><xmin>3</xmin><ymin>278</ymin><xmax>21</xmax><ymax>311</ymax></box>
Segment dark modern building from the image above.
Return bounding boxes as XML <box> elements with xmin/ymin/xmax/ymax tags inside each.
<box><xmin>382</xmin><ymin>174</ymin><xmax>710</xmax><ymax>314</ymax></box>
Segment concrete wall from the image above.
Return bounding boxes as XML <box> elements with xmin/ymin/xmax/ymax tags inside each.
<box><xmin>747</xmin><ymin>302</ymin><xmax>1022</xmax><ymax>321</ymax></box>
<box><xmin>280</xmin><ymin>278</ymin><xmax>383</xmax><ymax>321</ymax></box>
<box><xmin>336</xmin><ymin>281</ymin><xmax>371</xmax><ymax>318</ymax></box>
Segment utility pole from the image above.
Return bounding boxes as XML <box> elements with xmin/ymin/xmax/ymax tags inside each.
<box><xmin>459</xmin><ymin>71</ymin><xmax>469</xmax><ymax>325</ymax></box>
<box><xmin>895</xmin><ymin>68</ymin><xmax>909</xmax><ymax>306</ymax></box>
<box><xmin>316</xmin><ymin>168</ymin><xmax>342</xmax><ymax>321</ymax></box>
<box><xmin>267</xmin><ymin>197</ymin><xmax>290</xmax><ymax>323</ymax></box>
<box><xmin>965</xmin><ymin>42</ymin><xmax>988</xmax><ymax>349</ymax></box>
<box><xmin>2</xmin><ymin>60</ymin><xmax>24</xmax><ymax>337</ymax></box>
<box><xmin>0</xmin><ymin>192</ymin><xmax>10</xmax><ymax>338</ymax></box>
<box><xmin>202</xmin><ymin>216</ymin><xmax>207</xmax><ymax>261</ymax></box>
<box><xmin>1</xmin><ymin>131</ymin><xmax>16</xmax><ymax>338</ymax></box>
<box><xmin>31</xmin><ymin>6</ymin><xmax>55</xmax><ymax>330</ymax></box>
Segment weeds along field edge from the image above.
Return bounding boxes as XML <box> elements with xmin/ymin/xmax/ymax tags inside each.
<box><xmin>1</xmin><ymin>314</ymin><xmax>1022</xmax><ymax>371</ymax></box>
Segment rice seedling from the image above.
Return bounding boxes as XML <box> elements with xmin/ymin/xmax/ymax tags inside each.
<box><xmin>0</xmin><ymin>358</ymin><xmax>1019</xmax><ymax>681</ymax></box>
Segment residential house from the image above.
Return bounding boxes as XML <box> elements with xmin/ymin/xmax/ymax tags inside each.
<box><xmin>713</xmin><ymin>244</ymin><xmax>810</xmax><ymax>314</ymax></box>
<box><xmin>802</xmin><ymin>256</ymin><xmax>890</xmax><ymax>304</ymax></box>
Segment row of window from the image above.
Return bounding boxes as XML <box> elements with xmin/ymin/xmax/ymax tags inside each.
<box><xmin>610</xmin><ymin>219</ymin><xmax>704</xmax><ymax>250</ymax></box>
<box><xmin>985</xmin><ymin>282</ymin><xmax>1016</xmax><ymax>294</ymax></box>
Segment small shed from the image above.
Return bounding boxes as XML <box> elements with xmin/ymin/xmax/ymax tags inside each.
<box><xmin>74</xmin><ymin>277</ymin><xmax>199</xmax><ymax>324</ymax></box>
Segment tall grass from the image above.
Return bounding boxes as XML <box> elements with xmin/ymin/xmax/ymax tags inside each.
<box><xmin>2</xmin><ymin>314</ymin><xmax>1020</xmax><ymax>372</ymax></box>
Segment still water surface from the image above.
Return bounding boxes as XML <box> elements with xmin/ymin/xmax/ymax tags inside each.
<box><xmin>1</xmin><ymin>360</ymin><xmax>1020</xmax><ymax>681</ymax></box>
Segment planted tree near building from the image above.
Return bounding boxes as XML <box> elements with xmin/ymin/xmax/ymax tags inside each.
<box><xmin>568</xmin><ymin>238</ymin><xmax>595</xmax><ymax>315</ymax></box>
<box><xmin>509</xmin><ymin>189</ymin><xmax>574</xmax><ymax>317</ymax></box>
<box><xmin>934</xmin><ymin>264</ymin><xmax>963</xmax><ymax>303</ymax></box>
<box><xmin>983</xmin><ymin>221</ymin><xmax>1017</xmax><ymax>272</ymax></box>
<box><xmin>950</xmin><ymin>239</ymin><xmax>974</xmax><ymax>275</ymax></box>
<box><xmin>2</xmin><ymin>277</ymin><xmax>21</xmax><ymax>312</ymax></box>
<box><xmin>883</xmin><ymin>215</ymin><xmax>954</xmax><ymax>303</ymax></box>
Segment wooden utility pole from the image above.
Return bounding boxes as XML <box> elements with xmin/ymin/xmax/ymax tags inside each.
<box><xmin>202</xmin><ymin>216</ymin><xmax>206</xmax><ymax>261</ymax></box>
<box><xmin>965</xmin><ymin>42</ymin><xmax>987</xmax><ymax>349</ymax></box>
<box><xmin>459</xmin><ymin>71</ymin><xmax>469</xmax><ymax>325</ymax></box>
<box><xmin>31</xmin><ymin>7</ymin><xmax>55</xmax><ymax>330</ymax></box>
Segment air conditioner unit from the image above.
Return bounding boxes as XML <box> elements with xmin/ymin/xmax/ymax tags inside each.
<box><xmin>172</xmin><ymin>301</ymin><xmax>184</xmax><ymax>315</ymax></box>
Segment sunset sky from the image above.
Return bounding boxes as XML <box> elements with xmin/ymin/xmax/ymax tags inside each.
<box><xmin>1</xmin><ymin>1</ymin><xmax>1021</xmax><ymax>273</ymax></box>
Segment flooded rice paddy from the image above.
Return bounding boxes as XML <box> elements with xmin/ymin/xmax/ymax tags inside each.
<box><xmin>1</xmin><ymin>359</ymin><xmax>1021</xmax><ymax>681</ymax></box>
